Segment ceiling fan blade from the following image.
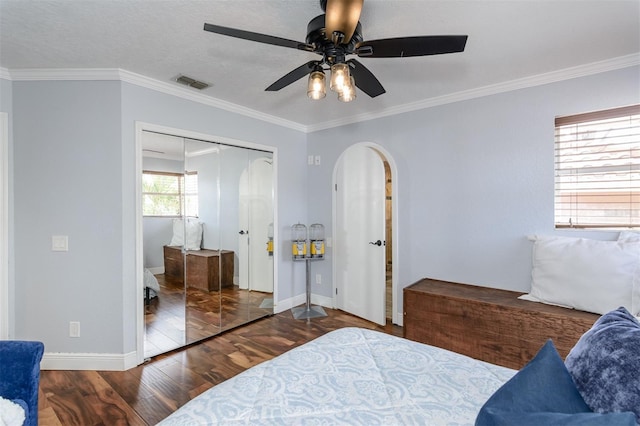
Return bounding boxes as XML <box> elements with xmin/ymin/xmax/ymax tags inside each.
<box><xmin>204</xmin><ymin>23</ymin><xmax>313</xmax><ymax>52</ymax></box>
<box><xmin>357</xmin><ymin>35</ymin><xmax>468</xmax><ymax>58</ymax></box>
<box><xmin>325</xmin><ymin>0</ymin><xmax>363</xmax><ymax>44</ymax></box>
<box><xmin>347</xmin><ymin>59</ymin><xmax>385</xmax><ymax>98</ymax></box>
<box><xmin>265</xmin><ymin>61</ymin><xmax>319</xmax><ymax>91</ymax></box>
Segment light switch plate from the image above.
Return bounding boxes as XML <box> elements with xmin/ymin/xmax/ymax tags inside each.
<box><xmin>52</xmin><ymin>235</ymin><xmax>69</xmax><ymax>252</ymax></box>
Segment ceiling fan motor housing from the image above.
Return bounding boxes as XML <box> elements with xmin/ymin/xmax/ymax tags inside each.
<box><xmin>306</xmin><ymin>14</ymin><xmax>363</xmax><ymax>65</ymax></box>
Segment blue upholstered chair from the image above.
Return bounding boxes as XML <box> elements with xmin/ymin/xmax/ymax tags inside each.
<box><xmin>0</xmin><ymin>340</ymin><xmax>45</xmax><ymax>426</ymax></box>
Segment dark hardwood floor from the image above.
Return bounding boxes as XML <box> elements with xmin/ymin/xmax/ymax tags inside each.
<box><xmin>39</xmin><ymin>308</ymin><xmax>403</xmax><ymax>425</ymax></box>
<box><xmin>144</xmin><ymin>274</ymin><xmax>273</xmax><ymax>358</ymax></box>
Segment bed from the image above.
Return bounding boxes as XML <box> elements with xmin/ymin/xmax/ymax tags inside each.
<box><xmin>159</xmin><ymin>233</ymin><xmax>640</xmax><ymax>425</ymax></box>
<box><xmin>158</xmin><ymin>327</ymin><xmax>516</xmax><ymax>425</ymax></box>
<box><xmin>144</xmin><ymin>268</ymin><xmax>160</xmax><ymax>303</ymax></box>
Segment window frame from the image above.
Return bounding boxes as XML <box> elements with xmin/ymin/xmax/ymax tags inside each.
<box><xmin>554</xmin><ymin>104</ymin><xmax>640</xmax><ymax>229</ymax></box>
<box><xmin>142</xmin><ymin>170</ymin><xmax>198</xmax><ymax>218</ymax></box>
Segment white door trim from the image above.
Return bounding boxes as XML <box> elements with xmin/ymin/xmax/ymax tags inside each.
<box><xmin>0</xmin><ymin>112</ymin><xmax>8</xmax><ymax>338</ymax></box>
<box><xmin>331</xmin><ymin>142</ymin><xmax>401</xmax><ymax>325</ymax></box>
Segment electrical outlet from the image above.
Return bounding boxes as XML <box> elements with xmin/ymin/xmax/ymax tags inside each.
<box><xmin>52</xmin><ymin>235</ymin><xmax>69</xmax><ymax>251</ymax></box>
<box><xmin>69</xmin><ymin>321</ymin><xmax>80</xmax><ymax>338</ymax></box>
<box><xmin>314</xmin><ymin>155</ymin><xmax>321</xmax><ymax>166</ymax></box>
<box><xmin>316</xmin><ymin>274</ymin><xmax>322</xmax><ymax>284</ymax></box>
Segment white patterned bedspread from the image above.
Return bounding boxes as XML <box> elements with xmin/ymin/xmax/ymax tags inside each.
<box><xmin>158</xmin><ymin>327</ymin><xmax>515</xmax><ymax>425</ymax></box>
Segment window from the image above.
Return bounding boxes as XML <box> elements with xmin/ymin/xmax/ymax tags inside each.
<box><xmin>555</xmin><ymin>105</ymin><xmax>640</xmax><ymax>228</ymax></box>
<box><xmin>142</xmin><ymin>171</ymin><xmax>198</xmax><ymax>217</ymax></box>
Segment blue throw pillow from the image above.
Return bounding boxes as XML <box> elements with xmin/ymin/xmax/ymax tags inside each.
<box><xmin>475</xmin><ymin>340</ymin><xmax>636</xmax><ymax>426</ymax></box>
<box><xmin>478</xmin><ymin>410</ymin><xmax>636</xmax><ymax>426</ymax></box>
<box><xmin>565</xmin><ymin>306</ymin><xmax>640</xmax><ymax>424</ymax></box>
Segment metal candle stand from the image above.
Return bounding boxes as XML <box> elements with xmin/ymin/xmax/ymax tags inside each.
<box><xmin>291</xmin><ymin>223</ymin><xmax>327</xmax><ymax>320</ymax></box>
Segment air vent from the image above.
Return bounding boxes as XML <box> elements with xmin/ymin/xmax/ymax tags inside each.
<box><xmin>175</xmin><ymin>75</ymin><xmax>211</xmax><ymax>90</ymax></box>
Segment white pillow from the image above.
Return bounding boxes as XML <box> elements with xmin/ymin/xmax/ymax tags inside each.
<box><xmin>618</xmin><ymin>231</ymin><xmax>640</xmax><ymax>318</ymax></box>
<box><xmin>168</xmin><ymin>218</ymin><xmax>203</xmax><ymax>251</ymax></box>
<box><xmin>618</xmin><ymin>230</ymin><xmax>640</xmax><ymax>242</ymax></box>
<box><xmin>520</xmin><ymin>235</ymin><xmax>640</xmax><ymax>316</ymax></box>
<box><xmin>0</xmin><ymin>396</ymin><xmax>25</xmax><ymax>426</ymax></box>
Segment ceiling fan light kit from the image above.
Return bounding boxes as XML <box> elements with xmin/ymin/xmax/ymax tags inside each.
<box><xmin>203</xmin><ymin>0</ymin><xmax>467</xmax><ymax>103</ymax></box>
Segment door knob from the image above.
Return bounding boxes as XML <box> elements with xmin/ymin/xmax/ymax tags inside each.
<box><xmin>239</xmin><ymin>230</ymin><xmax>248</xmax><ymax>235</ymax></box>
<box><xmin>369</xmin><ymin>240</ymin><xmax>383</xmax><ymax>246</ymax></box>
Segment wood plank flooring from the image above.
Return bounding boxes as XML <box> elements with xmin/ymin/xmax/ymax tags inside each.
<box><xmin>144</xmin><ymin>274</ymin><xmax>272</xmax><ymax>358</ymax></box>
<box><xmin>39</xmin><ymin>308</ymin><xmax>402</xmax><ymax>425</ymax></box>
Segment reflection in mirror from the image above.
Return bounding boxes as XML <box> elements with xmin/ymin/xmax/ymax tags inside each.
<box><xmin>141</xmin><ymin>131</ymin><xmax>187</xmax><ymax>358</ymax></box>
<box><xmin>142</xmin><ymin>130</ymin><xmax>274</xmax><ymax>359</ymax></box>
<box><xmin>183</xmin><ymin>138</ymin><xmax>222</xmax><ymax>345</ymax></box>
<box><xmin>220</xmin><ymin>146</ymin><xmax>274</xmax><ymax>331</ymax></box>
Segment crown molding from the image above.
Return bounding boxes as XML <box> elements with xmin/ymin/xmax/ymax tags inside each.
<box><xmin>116</xmin><ymin>69</ymin><xmax>307</xmax><ymax>132</ymax></box>
<box><xmin>306</xmin><ymin>53</ymin><xmax>640</xmax><ymax>133</ymax></box>
<box><xmin>3</xmin><ymin>53</ymin><xmax>639</xmax><ymax>134</ymax></box>
<box><xmin>4</xmin><ymin>68</ymin><xmax>307</xmax><ymax>133</ymax></box>
<box><xmin>5</xmin><ymin>68</ymin><xmax>122</xmax><ymax>81</ymax></box>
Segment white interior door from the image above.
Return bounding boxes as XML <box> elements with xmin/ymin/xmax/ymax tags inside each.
<box><xmin>239</xmin><ymin>157</ymin><xmax>273</xmax><ymax>292</ymax></box>
<box><xmin>0</xmin><ymin>113</ymin><xmax>8</xmax><ymax>339</ymax></box>
<box><xmin>335</xmin><ymin>145</ymin><xmax>386</xmax><ymax>325</ymax></box>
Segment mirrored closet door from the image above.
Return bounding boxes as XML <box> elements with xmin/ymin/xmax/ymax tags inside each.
<box><xmin>183</xmin><ymin>138</ymin><xmax>222</xmax><ymax>345</ymax></box>
<box><xmin>220</xmin><ymin>146</ymin><xmax>274</xmax><ymax>331</ymax></box>
<box><xmin>142</xmin><ymin>131</ymin><xmax>274</xmax><ymax>358</ymax></box>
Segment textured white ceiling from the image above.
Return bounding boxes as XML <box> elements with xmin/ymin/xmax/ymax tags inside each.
<box><xmin>1</xmin><ymin>0</ymin><xmax>639</xmax><ymax>129</ymax></box>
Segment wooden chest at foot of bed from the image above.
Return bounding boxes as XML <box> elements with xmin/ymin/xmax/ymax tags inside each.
<box><xmin>403</xmin><ymin>278</ymin><xmax>599</xmax><ymax>369</ymax></box>
<box><xmin>164</xmin><ymin>246</ymin><xmax>234</xmax><ymax>291</ymax></box>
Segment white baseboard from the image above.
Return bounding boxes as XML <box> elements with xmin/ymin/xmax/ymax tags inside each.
<box><xmin>310</xmin><ymin>293</ymin><xmax>333</xmax><ymax>308</ymax></box>
<box><xmin>273</xmin><ymin>293</ymin><xmax>334</xmax><ymax>314</ymax></box>
<box><xmin>147</xmin><ymin>266</ymin><xmax>164</xmax><ymax>275</ymax></box>
<box><xmin>275</xmin><ymin>293</ymin><xmax>404</xmax><ymax>327</ymax></box>
<box><xmin>41</xmin><ymin>350</ymin><xmax>138</xmax><ymax>371</ymax></box>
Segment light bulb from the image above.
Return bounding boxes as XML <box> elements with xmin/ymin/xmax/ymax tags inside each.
<box><xmin>307</xmin><ymin>70</ymin><xmax>326</xmax><ymax>100</ymax></box>
<box><xmin>330</xmin><ymin>63</ymin><xmax>350</xmax><ymax>93</ymax></box>
<box><xmin>338</xmin><ymin>76</ymin><xmax>357</xmax><ymax>102</ymax></box>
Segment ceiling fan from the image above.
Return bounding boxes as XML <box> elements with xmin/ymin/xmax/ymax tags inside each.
<box><xmin>203</xmin><ymin>0</ymin><xmax>467</xmax><ymax>101</ymax></box>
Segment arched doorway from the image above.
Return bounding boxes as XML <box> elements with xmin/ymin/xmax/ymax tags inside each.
<box><xmin>332</xmin><ymin>143</ymin><xmax>398</xmax><ymax>325</ymax></box>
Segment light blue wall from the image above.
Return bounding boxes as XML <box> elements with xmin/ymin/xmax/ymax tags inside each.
<box><xmin>6</xmin><ymin>65</ymin><xmax>639</xmax><ymax>357</ymax></box>
<box><xmin>120</xmin><ymin>83</ymin><xmax>308</xmax><ymax>353</ymax></box>
<box><xmin>13</xmin><ymin>80</ymin><xmax>124</xmax><ymax>352</ymax></box>
<box><xmin>187</xmin><ymin>149</ymin><xmax>221</xmax><ymax>251</ymax></box>
<box><xmin>307</xmin><ymin>65</ymin><xmax>640</xmax><ymax>316</ymax></box>
<box><xmin>10</xmin><ymin>79</ymin><xmax>307</xmax><ymax>355</ymax></box>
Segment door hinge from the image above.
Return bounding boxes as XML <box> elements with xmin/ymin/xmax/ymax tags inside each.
<box><xmin>335</xmin><ymin>183</ymin><xmax>338</xmax><ymax>191</ymax></box>
<box><xmin>335</xmin><ymin>288</ymin><xmax>338</xmax><ymax>295</ymax></box>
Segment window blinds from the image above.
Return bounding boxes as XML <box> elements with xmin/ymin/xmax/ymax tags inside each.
<box><xmin>142</xmin><ymin>171</ymin><xmax>199</xmax><ymax>217</ymax></box>
<box><xmin>555</xmin><ymin>105</ymin><xmax>640</xmax><ymax>228</ymax></box>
